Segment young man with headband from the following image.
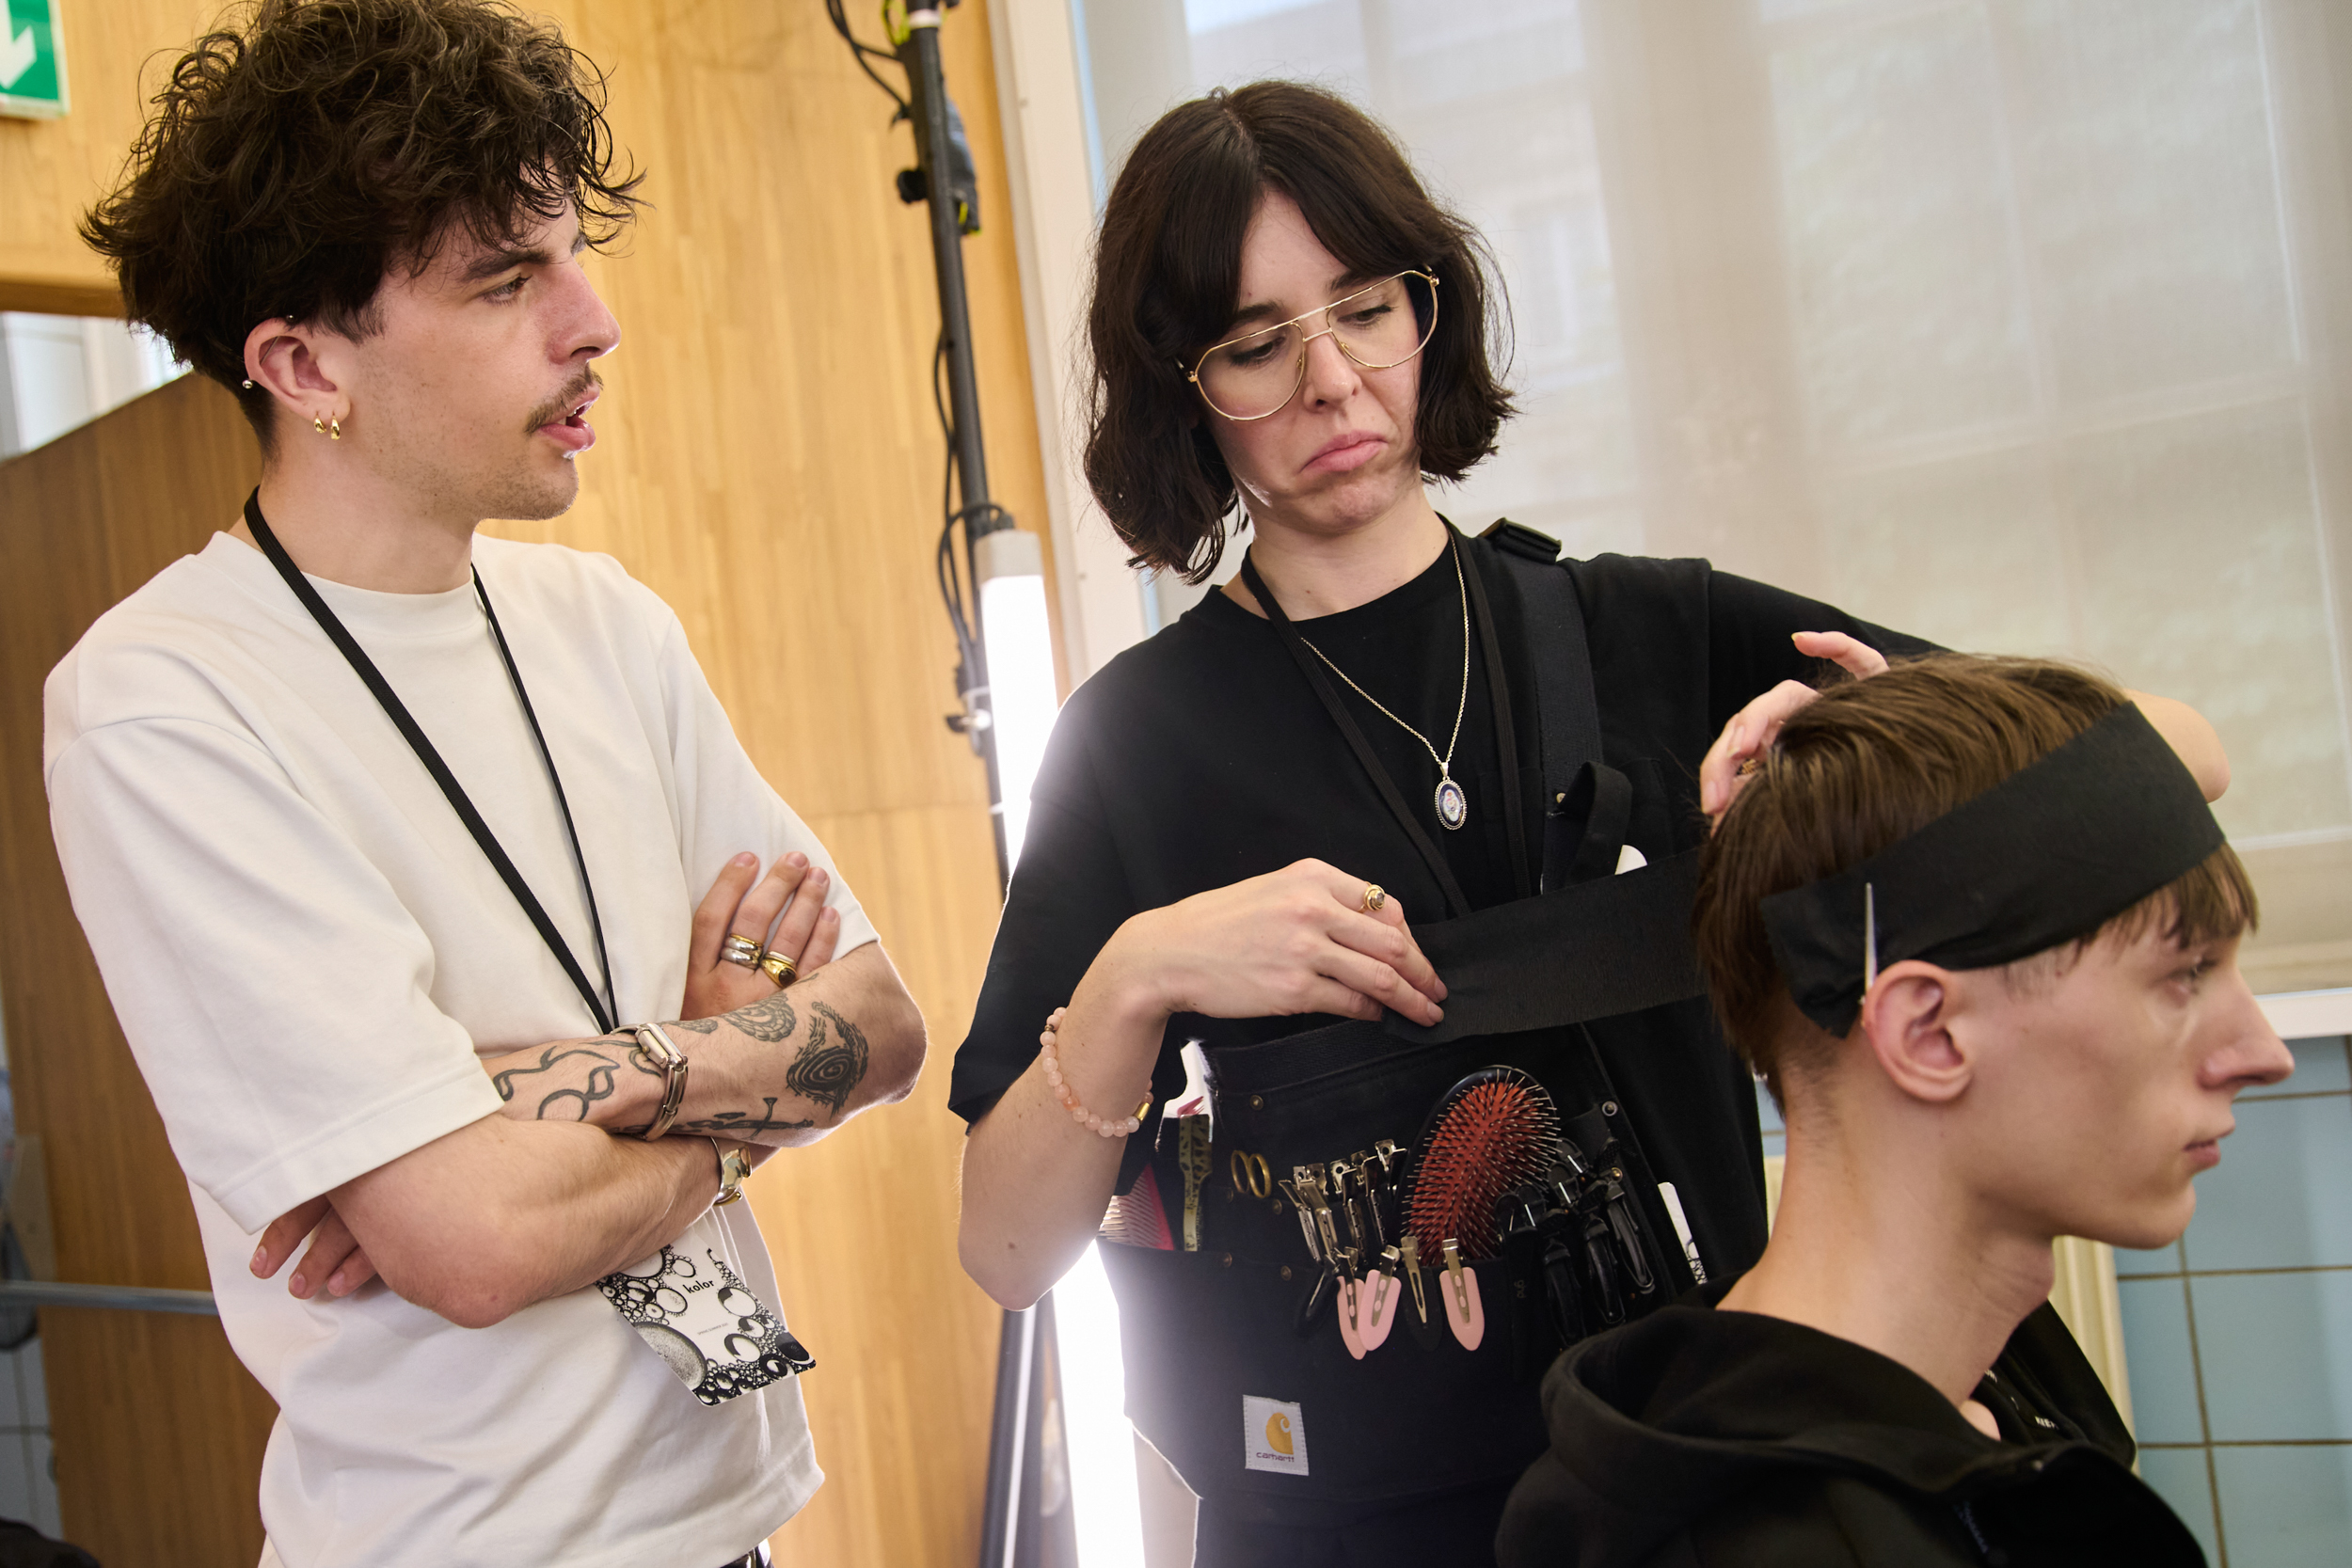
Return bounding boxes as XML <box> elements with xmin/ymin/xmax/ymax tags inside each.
<box><xmin>1497</xmin><ymin>657</ymin><xmax>2291</xmax><ymax>1566</ymax></box>
<box><xmin>48</xmin><ymin>2</ymin><xmax>924</xmax><ymax>1563</ymax></box>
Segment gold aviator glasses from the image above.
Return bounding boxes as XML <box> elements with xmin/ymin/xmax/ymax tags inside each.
<box><xmin>1185</xmin><ymin>270</ymin><xmax>1440</xmax><ymax>421</ymax></box>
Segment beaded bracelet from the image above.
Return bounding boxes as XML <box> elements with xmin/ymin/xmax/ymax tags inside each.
<box><xmin>1040</xmin><ymin>1006</ymin><xmax>1151</xmax><ymax>1138</ymax></box>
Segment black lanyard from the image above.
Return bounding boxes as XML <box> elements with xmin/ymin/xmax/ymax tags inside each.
<box><xmin>1238</xmin><ymin>524</ymin><xmax>1531</xmax><ymax>920</ymax></box>
<box><xmin>242</xmin><ymin>490</ymin><xmax>618</xmax><ymax>1036</ymax></box>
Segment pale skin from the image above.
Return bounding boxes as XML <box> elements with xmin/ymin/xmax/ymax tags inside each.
<box><xmin>958</xmin><ymin>187</ymin><xmax>2236</xmax><ymax>1309</ymax></box>
<box><xmin>235</xmin><ymin>200</ymin><xmax>927</xmax><ymax>1328</ymax></box>
<box><xmin>1723</xmin><ymin>925</ymin><xmax>2292</xmax><ymax>1435</ymax></box>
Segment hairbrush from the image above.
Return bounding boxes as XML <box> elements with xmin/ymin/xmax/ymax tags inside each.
<box><xmin>1403</xmin><ymin>1067</ymin><xmax>1562</xmax><ymax>1350</ymax></box>
<box><xmin>1099</xmin><ymin>1163</ymin><xmax>1174</xmax><ymax>1251</ymax></box>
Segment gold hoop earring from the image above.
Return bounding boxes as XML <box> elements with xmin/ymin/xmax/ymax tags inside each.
<box><xmin>329</xmin><ymin>417</ymin><xmax>342</xmax><ymax>440</ymax></box>
<box><xmin>313</xmin><ymin>415</ymin><xmax>327</xmax><ymax>436</ymax></box>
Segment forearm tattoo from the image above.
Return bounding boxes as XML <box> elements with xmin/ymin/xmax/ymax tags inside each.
<box><xmin>494</xmin><ymin>1041</ymin><xmax>628</xmax><ymax>1122</ymax></box>
<box><xmin>610</xmin><ymin>991</ymin><xmax>869</xmax><ymax>1140</ymax></box>
<box><xmin>786</xmin><ymin>1002</ymin><xmax>870</xmax><ymax>1116</ymax></box>
<box><xmin>726</xmin><ymin>992</ymin><xmax>798</xmax><ymax>1043</ymax></box>
<box><xmin>677</xmin><ymin>1099</ymin><xmax>818</xmax><ymax>1139</ymax></box>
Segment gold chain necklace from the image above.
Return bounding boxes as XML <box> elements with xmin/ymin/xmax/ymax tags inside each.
<box><xmin>1297</xmin><ymin>543</ymin><xmax>1472</xmax><ymax>831</ymax></box>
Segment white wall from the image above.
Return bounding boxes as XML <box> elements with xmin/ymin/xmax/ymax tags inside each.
<box><xmin>0</xmin><ymin>313</ymin><xmax>183</xmax><ymax>459</ymax></box>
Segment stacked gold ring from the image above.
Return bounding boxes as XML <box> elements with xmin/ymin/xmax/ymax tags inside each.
<box><xmin>757</xmin><ymin>951</ymin><xmax>800</xmax><ymax>989</ymax></box>
<box><xmin>1359</xmin><ymin>883</ymin><xmax>1386</xmax><ymax>914</ymax></box>
<box><xmin>720</xmin><ymin>934</ymin><xmax>764</xmax><ymax>969</ymax></box>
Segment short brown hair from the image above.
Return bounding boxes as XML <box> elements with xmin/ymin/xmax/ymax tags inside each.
<box><xmin>80</xmin><ymin>0</ymin><xmax>642</xmax><ymax>451</ymax></box>
<box><xmin>1694</xmin><ymin>657</ymin><xmax>2256</xmax><ymax>1101</ymax></box>
<box><xmin>1083</xmin><ymin>81</ymin><xmax>1517</xmax><ymax>583</ymax></box>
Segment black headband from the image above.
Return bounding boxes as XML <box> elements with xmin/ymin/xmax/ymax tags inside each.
<box><xmin>1758</xmin><ymin>703</ymin><xmax>2224</xmax><ymax>1036</ymax></box>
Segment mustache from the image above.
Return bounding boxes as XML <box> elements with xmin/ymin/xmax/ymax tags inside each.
<box><xmin>524</xmin><ymin>370</ymin><xmax>602</xmax><ymax>434</ymax></box>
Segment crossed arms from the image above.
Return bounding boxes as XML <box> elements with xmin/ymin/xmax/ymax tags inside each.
<box><xmin>254</xmin><ymin>939</ymin><xmax>925</xmax><ymax>1328</ymax></box>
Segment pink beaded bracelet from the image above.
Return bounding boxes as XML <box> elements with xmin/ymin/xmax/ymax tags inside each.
<box><xmin>1040</xmin><ymin>1006</ymin><xmax>1151</xmax><ymax>1138</ymax></box>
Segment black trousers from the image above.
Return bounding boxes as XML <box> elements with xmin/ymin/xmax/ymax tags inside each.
<box><xmin>1191</xmin><ymin>1480</ymin><xmax>1518</xmax><ymax>1568</ymax></box>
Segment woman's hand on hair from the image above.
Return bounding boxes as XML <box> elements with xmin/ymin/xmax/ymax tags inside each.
<box><xmin>2124</xmin><ymin>691</ymin><xmax>2230</xmax><ymax>802</ymax></box>
<box><xmin>1098</xmin><ymin>859</ymin><xmax>1447</xmax><ymax>1029</ymax></box>
<box><xmin>1701</xmin><ymin>632</ymin><xmax>1891</xmax><ymax>825</ymax></box>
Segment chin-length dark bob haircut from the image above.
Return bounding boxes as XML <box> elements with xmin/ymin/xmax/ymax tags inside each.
<box><xmin>1084</xmin><ymin>81</ymin><xmax>1515</xmax><ymax>584</ymax></box>
<box><xmin>80</xmin><ymin>0</ymin><xmax>642</xmax><ymax>453</ymax></box>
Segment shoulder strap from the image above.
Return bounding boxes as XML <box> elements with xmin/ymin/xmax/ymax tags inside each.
<box><xmin>1479</xmin><ymin>522</ymin><xmax>1607</xmax><ymax>892</ymax></box>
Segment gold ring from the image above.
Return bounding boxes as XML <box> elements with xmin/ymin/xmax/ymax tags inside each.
<box><xmin>721</xmin><ymin>934</ymin><xmax>763</xmax><ymax>969</ymax></box>
<box><xmin>757</xmin><ymin>951</ymin><xmax>800</xmax><ymax>988</ymax></box>
<box><xmin>1359</xmin><ymin>884</ymin><xmax>1386</xmax><ymax>914</ymax></box>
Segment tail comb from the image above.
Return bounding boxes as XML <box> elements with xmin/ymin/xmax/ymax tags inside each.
<box><xmin>1100</xmin><ymin>1164</ymin><xmax>1174</xmax><ymax>1250</ymax></box>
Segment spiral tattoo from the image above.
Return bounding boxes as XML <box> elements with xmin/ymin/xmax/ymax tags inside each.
<box><xmin>787</xmin><ymin>1002</ymin><xmax>869</xmax><ymax>1115</ymax></box>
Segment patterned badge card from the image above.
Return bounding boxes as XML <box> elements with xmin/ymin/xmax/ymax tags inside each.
<box><xmin>596</xmin><ymin>1219</ymin><xmax>814</xmax><ymax>1405</ymax></box>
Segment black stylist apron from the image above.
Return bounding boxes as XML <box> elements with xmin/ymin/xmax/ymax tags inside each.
<box><xmin>1098</xmin><ymin>527</ymin><xmax>1729</xmax><ymax>1529</ymax></box>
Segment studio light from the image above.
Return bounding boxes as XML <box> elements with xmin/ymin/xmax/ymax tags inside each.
<box><xmin>1056</xmin><ymin>1243</ymin><xmax>1147</xmax><ymax>1566</ymax></box>
<box><xmin>973</xmin><ymin>528</ymin><xmax>1058</xmax><ymax>871</ymax></box>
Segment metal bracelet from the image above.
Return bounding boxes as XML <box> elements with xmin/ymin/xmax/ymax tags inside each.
<box><xmin>710</xmin><ymin>1137</ymin><xmax>751</xmax><ymax>1206</ymax></box>
<box><xmin>631</xmin><ymin>1022</ymin><xmax>691</xmax><ymax>1140</ymax></box>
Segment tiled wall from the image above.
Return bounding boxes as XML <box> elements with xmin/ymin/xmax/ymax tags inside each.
<box><xmin>0</xmin><ymin>1338</ymin><xmax>58</xmax><ymax>1536</ymax></box>
<box><xmin>2120</xmin><ymin>1035</ymin><xmax>2352</xmax><ymax>1567</ymax></box>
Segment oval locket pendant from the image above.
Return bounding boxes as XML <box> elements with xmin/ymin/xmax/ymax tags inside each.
<box><xmin>1435</xmin><ymin>776</ymin><xmax>1469</xmax><ymax>831</ymax></box>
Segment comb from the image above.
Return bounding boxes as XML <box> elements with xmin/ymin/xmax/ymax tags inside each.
<box><xmin>1100</xmin><ymin>1164</ymin><xmax>1175</xmax><ymax>1250</ymax></box>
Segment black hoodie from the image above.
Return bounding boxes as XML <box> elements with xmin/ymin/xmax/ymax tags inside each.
<box><xmin>1495</xmin><ymin>1281</ymin><xmax>2205</xmax><ymax>1568</ymax></box>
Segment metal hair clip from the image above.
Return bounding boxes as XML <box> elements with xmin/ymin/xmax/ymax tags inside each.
<box><xmin>1863</xmin><ymin>882</ymin><xmax>1879</xmax><ymax>991</ymax></box>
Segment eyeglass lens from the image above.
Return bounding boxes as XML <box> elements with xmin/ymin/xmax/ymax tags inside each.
<box><xmin>1196</xmin><ymin>274</ymin><xmax>1437</xmax><ymax>420</ymax></box>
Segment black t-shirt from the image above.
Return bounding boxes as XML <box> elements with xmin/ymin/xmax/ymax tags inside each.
<box><xmin>949</xmin><ymin>532</ymin><xmax>1929</xmax><ymax>1229</ymax></box>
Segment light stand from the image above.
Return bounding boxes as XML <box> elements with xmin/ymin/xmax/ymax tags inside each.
<box><xmin>892</xmin><ymin>8</ymin><xmax>1069</xmax><ymax>1566</ymax></box>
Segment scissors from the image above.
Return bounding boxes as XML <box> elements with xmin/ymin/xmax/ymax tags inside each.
<box><xmin>1230</xmin><ymin>1149</ymin><xmax>1274</xmax><ymax>1200</ymax></box>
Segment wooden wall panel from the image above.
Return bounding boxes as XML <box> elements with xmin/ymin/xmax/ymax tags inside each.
<box><xmin>0</xmin><ymin>375</ymin><xmax>276</xmax><ymax>1568</ymax></box>
<box><xmin>0</xmin><ymin>0</ymin><xmax>221</xmax><ymax>313</ymax></box>
<box><xmin>0</xmin><ymin>1</ymin><xmax>1049</xmax><ymax>1563</ymax></box>
<box><xmin>488</xmin><ymin>5</ymin><xmax>1051</xmax><ymax>1550</ymax></box>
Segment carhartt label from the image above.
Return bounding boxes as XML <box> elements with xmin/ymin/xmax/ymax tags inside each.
<box><xmin>1242</xmin><ymin>1395</ymin><xmax>1308</xmax><ymax>1476</ymax></box>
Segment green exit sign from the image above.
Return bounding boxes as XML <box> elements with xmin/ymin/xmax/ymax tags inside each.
<box><xmin>0</xmin><ymin>0</ymin><xmax>67</xmax><ymax>119</ymax></box>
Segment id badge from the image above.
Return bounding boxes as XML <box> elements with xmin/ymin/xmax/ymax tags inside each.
<box><xmin>595</xmin><ymin>1212</ymin><xmax>814</xmax><ymax>1405</ymax></box>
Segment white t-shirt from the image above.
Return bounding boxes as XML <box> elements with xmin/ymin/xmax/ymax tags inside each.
<box><xmin>44</xmin><ymin>531</ymin><xmax>878</xmax><ymax>1568</ymax></box>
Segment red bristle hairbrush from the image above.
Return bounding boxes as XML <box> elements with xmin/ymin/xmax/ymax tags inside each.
<box><xmin>1406</xmin><ymin>1066</ymin><xmax>1561</xmax><ymax>1260</ymax></box>
<box><xmin>1404</xmin><ymin>1068</ymin><xmax>1560</xmax><ymax>1348</ymax></box>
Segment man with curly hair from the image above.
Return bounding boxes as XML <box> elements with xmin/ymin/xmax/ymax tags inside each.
<box><xmin>47</xmin><ymin>3</ymin><xmax>926</xmax><ymax>1563</ymax></box>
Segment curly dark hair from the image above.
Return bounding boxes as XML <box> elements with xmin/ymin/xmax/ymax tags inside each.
<box><xmin>80</xmin><ymin>0</ymin><xmax>643</xmax><ymax>451</ymax></box>
<box><xmin>1083</xmin><ymin>81</ymin><xmax>1516</xmax><ymax>584</ymax></box>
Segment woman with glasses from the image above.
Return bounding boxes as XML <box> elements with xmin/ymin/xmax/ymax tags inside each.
<box><xmin>945</xmin><ymin>81</ymin><xmax>2215</xmax><ymax>1565</ymax></box>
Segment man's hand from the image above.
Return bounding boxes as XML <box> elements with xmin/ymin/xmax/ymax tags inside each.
<box><xmin>683</xmin><ymin>850</ymin><xmax>841</xmax><ymax>1020</ymax></box>
<box><xmin>260</xmin><ymin>850</ymin><xmax>856</xmax><ymax>1306</ymax></box>
<box><xmin>478</xmin><ymin>942</ymin><xmax>925</xmax><ymax>1146</ymax></box>
<box><xmin>252</xmin><ymin>1194</ymin><xmax>373</xmax><ymax>1300</ymax></box>
<box><xmin>1700</xmin><ymin>631</ymin><xmax>1889</xmax><ymax>823</ymax></box>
